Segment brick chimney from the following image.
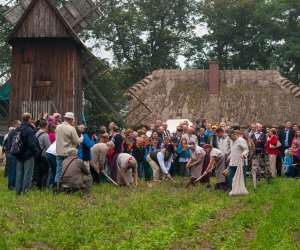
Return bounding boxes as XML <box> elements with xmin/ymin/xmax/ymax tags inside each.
<box><xmin>209</xmin><ymin>61</ymin><xmax>220</xmax><ymax>95</ymax></box>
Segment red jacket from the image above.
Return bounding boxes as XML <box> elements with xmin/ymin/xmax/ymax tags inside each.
<box><xmin>266</xmin><ymin>135</ymin><xmax>279</xmax><ymax>155</ymax></box>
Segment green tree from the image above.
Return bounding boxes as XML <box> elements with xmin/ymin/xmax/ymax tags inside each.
<box><xmin>267</xmin><ymin>0</ymin><xmax>300</xmax><ymax>84</ymax></box>
<box><xmin>88</xmin><ymin>0</ymin><xmax>196</xmax><ymax>85</ymax></box>
<box><xmin>189</xmin><ymin>0</ymin><xmax>280</xmax><ymax>69</ymax></box>
<box><xmin>0</xmin><ymin>4</ymin><xmax>13</xmax><ymax>78</ymax></box>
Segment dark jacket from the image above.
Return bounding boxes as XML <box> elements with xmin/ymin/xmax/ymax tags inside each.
<box><xmin>197</xmin><ymin>134</ymin><xmax>209</xmax><ymax>147</ymax></box>
<box><xmin>14</xmin><ymin>122</ymin><xmax>39</xmax><ymax>162</ymax></box>
<box><xmin>251</xmin><ymin>132</ymin><xmax>267</xmax><ymax>153</ymax></box>
<box><xmin>278</xmin><ymin>128</ymin><xmax>295</xmax><ymax>150</ymax></box>
<box><xmin>211</xmin><ymin>134</ymin><xmax>218</xmax><ymax>149</ymax></box>
<box><xmin>113</xmin><ymin>133</ymin><xmax>123</xmax><ymax>154</ymax></box>
<box><xmin>132</xmin><ymin>146</ymin><xmax>145</xmax><ymax>163</ymax></box>
<box><xmin>3</xmin><ymin>129</ymin><xmax>15</xmax><ymax>153</ymax></box>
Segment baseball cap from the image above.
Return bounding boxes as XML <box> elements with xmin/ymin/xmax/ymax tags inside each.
<box><xmin>227</xmin><ymin>129</ymin><xmax>236</xmax><ymax>135</ymax></box>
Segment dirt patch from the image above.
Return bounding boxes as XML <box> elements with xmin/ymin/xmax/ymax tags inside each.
<box><xmin>293</xmin><ymin>233</ymin><xmax>300</xmax><ymax>242</ymax></box>
<box><xmin>170</xmin><ymin>202</ymin><xmax>249</xmax><ymax>249</ymax></box>
<box><xmin>171</xmin><ymin>238</ymin><xmax>199</xmax><ymax>250</ymax></box>
<box><xmin>245</xmin><ymin>230</ymin><xmax>256</xmax><ymax>241</ymax></box>
<box><xmin>261</xmin><ymin>202</ymin><xmax>273</xmax><ymax>215</ymax></box>
<box><xmin>21</xmin><ymin>242</ymin><xmax>52</xmax><ymax>250</ymax></box>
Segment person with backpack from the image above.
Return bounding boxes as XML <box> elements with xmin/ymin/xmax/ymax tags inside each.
<box><xmin>12</xmin><ymin>113</ymin><xmax>39</xmax><ymax>195</ymax></box>
<box><xmin>35</xmin><ymin>120</ymin><xmax>51</xmax><ymax>189</ymax></box>
<box><xmin>3</xmin><ymin>120</ymin><xmax>21</xmax><ymax>189</ymax></box>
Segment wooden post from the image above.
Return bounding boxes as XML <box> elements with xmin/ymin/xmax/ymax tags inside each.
<box><xmin>209</xmin><ymin>61</ymin><xmax>220</xmax><ymax>94</ymax></box>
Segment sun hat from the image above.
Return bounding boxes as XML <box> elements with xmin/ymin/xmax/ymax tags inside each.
<box><xmin>64</xmin><ymin>112</ymin><xmax>75</xmax><ymax>119</ymax></box>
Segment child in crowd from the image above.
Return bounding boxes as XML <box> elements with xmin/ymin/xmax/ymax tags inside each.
<box><xmin>284</xmin><ymin>149</ymin><xmax>292</xmax><ymax>177</ymax></box>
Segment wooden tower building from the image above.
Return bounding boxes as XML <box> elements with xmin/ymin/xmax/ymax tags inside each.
<box><xmin>6</xmin><ymin>0</ymin><xmax>85</xmax><ymax>123</ymax></box>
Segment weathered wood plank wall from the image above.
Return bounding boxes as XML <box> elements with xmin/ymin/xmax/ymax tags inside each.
<box><xmin>10</xmin><ymin>39</ymin><xmax>82</xmax><ymax>122</ymax></box>
<box><xmin>8</xmin><ymin>0</ymin><xmax>83</xmax><ymax>123</ymax></box>
<box><xmin>13</xmin><ymin>0</ymin><xmax>71</xmax><ymax>38</ymax></box>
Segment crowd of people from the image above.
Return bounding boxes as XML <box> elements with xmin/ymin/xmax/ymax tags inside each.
<box><xmin>2</xmin><ymin>112</ymin><xmax>300</xmax><ymax>195</ymax></box>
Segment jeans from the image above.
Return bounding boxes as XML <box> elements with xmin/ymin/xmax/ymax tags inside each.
<box><xmin>46</xmin><ymin>153</ymin><xmax>57</xmax><ymax>187</ymax></box>
<box><xmin>170</xmin><ymin>159</ymin><xmax>178</xmax><ymax>176</ymax></box>
<box><xmin>7</xmin><ymin>153</ymin><xmax>17</xmax><ymax>190</ymax></box>
<box><xmin>284</xmin><ymin>165</ymin><xmax>300</xmax><ymax>177</ymax></box>
<box><xmin>15</xmin><ymin>156</ymin><xmax>35</xmax><ymax>195</ymax></box>
<box><xmin>55</xmin><ymin>156</ymin><xmax>67</xmax><ymax>183</ymax></box>
<box><xmin>228</xmin><ymin>165</ymin><xmax>247</xmax><ymax>190</ymax></box>
<box><xmin>143</xmin><ymin>160</ymin><xmax>153</xmax><ymax>181</ymax></box>
<box><xmin>276</xmin><ymin>154</ymin><xmax>282</xmax><ymax>176</ymax></box>
<box><xmin>178</xmin><ymin>162</ymin><xmax>188</xmax><ymax>177</ymax></box>
<box><xmin>138</xmin><ymin>162</ymin><xmax>143</xmax><ymax>178</ymax></box>
<box><xmin>35</xmin><ymin>156</ymin><xmax>50</xmax><ymax>189</ymax></box>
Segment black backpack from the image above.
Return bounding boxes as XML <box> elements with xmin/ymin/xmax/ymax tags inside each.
<box><xmin>11</xmin><ymin>128</ymin><xmax>25</xmax><ymax>155</ymax></box>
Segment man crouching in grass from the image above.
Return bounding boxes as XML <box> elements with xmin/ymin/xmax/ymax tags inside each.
<box><xmin>146</xmin><ymin>144</ymin><xmax>176</xmax><ymax>186</ymax></box>
<box><xmin>116</xmin><ymin>153</ymin><xmax>138</xmax><ymax>187</ymax></box>
<box><xmin>60</xmin><ymin>148</ymin><xmax>92</xmax><ymax>195</ymax></box>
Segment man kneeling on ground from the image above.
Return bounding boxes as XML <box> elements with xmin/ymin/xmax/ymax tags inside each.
<box><xmin>61</xmin><ymin>148</ymin><xmax>92</xmax><ymax>194</ymax></box>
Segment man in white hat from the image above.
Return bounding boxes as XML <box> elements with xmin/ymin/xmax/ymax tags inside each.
<box><xmin>54</xmin><ymin>112</ymin><xmax>83</xmax><ymax>190</ymax></box>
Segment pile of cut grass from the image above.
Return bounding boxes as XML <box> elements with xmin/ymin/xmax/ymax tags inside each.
<box><xmin>0</xmin><ymin>169</ymin><xmax>299</xmax><ymax>249</ymax></box>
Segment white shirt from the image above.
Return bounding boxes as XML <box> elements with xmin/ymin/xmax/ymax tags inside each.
<box><xmin>56</xmin><ymin>122</ymin><xmax>83</xmax><ymax>156</ymax></box>
<box><xmin>217</xmin><ymin>136</ymin><xmax>231</xmax><ymax>156</ymax></box>
<box><xmin>146</xmin><ymin>131</ymin><xmax>152</xmax><ymax>138</ymax></box>
<box><xmin>182</xmin><ymin>134</ymin><xmax>198</xmax><ymax>145</ymax></box>
<box><xmin>254</xmin><ymin>132</ymin><xmax>262</xmax><ymax>140</ymax></box>
<box><xmin>157</xmin><ymin>152</ymin><xmax>173</xmax><ymax>174</ymax></box>
<box><xmin>210</xmin><ymin>148</ymin><xmax>223</xmax><ymax>159</ymax></box>
<box><xmin>229</xmin><ymin>137</ymin><xmax>249</xmax><ymax>166</ymax></box>
<box><xmin>46</xmin><ymin>141</ymin><xmax>57</xmax><ymax>156</ymax></box>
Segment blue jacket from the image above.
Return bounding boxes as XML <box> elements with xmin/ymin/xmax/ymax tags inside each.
<box><xmin>78</xmin><ymin>133</ymin><xmax>95</xmax><ymax>160</ymax></box>
<box><xmin>284</xmin><ymin>155</ymin><xmax>292</xmax><ymax>166</ymax></box>
<box><xmin>177</xmin><ymin>144</ymin><xmax>190</xmax><ymax>159</ymax></box>
<box><xmin>205</xmin><ymin>129</ymin><xmax>213</xmax><ymax>138</ymax></box>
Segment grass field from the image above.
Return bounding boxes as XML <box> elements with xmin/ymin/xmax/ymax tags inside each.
<box><xmin>0</xmin><ymin>168</ymin><xmax>299</xmax><ymax>250</ymax></box>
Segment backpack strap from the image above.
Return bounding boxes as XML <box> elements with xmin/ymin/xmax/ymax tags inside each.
<box><xmin>61</xmin><ymin>157</ymin><xmax>77</xmax><ymax>180</ymax></box>
<box><xmin>36</xmin><ymin>132</ymin><xmax>46</xmax><ymax>153</ymax></box>
<box><xmin>36</xmin><ymin>132</ymin><xmax>46</xmax><ymax>140</ymax></box>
